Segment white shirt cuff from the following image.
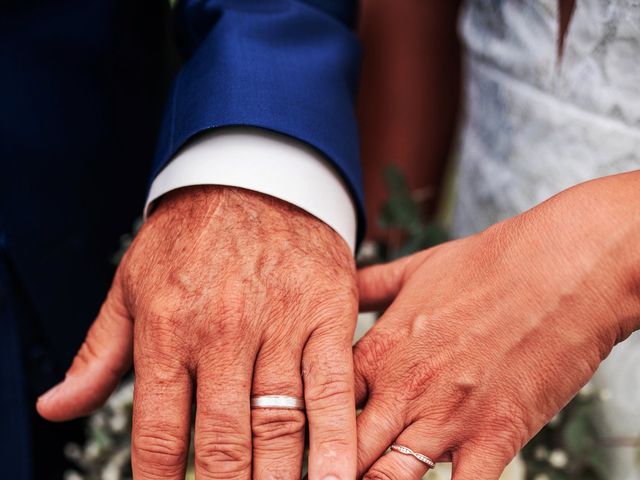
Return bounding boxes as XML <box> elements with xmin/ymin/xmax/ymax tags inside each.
<box><xmin>145</xmin><ymin>127</ymin><xmax>357</xmax><ymax>252</ymax></box>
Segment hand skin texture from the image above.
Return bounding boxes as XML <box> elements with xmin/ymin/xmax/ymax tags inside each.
<box><xmin>354</xmin><ymin>171</ymin><xmax>640</xmax><ymax>479</ymax></box>
<box><xmin>37</xmin><ymin>186</ymin><xmax>358</xmax><ymax>480</ymax></box>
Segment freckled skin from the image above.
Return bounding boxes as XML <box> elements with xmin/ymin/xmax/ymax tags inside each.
<box><xmin>354</xmin><ymin>172</ymin><xmax>640</xmax><ymax>480</ymax></box>
<box><xmin>37</xmin><ymin>185</ymin><xmax>359</xmax><ymax>480</ymax></box>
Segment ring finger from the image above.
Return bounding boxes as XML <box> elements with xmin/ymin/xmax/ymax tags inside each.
<box><xmin>361</xmin><ymin>419</ymin><xmax>451</xmax><ymax>479</ymax></box>
<box><xmin>251</xmin><ymin>339</ymin><xmax>306</xmax><ymax>479</ymax></box>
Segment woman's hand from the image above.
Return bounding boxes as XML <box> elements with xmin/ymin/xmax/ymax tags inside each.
<box><xmin>353</xmin><ymin>174</ymin><xmax>640</xmax><ymax>479</ymax></box>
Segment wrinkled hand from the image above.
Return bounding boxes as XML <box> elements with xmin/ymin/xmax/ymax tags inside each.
<box><xmin>37</xmin><ymin>186</ymin><xmax>358</xmax><ymax>480</ymax></box>
<box><xmin>353</xmin><ymin>201</ymin><xmax>639</xmax><ymax>479</ymax></box>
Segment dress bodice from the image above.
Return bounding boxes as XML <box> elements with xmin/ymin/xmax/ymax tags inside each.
<box><xmin>452</xmin><ymin>0</ymin><xmax>640</xmax><ymax>236</ymax></box>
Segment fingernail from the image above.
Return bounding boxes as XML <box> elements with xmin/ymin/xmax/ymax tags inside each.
<box><xmin>322</xmin><ymin>476</ymin><xmax>340</xmax><ymax>480</ymax></box>
<box><xmin>37</xmin><ymin>382</ymin><xmax>62</xmax><ymax>404</ymax></box>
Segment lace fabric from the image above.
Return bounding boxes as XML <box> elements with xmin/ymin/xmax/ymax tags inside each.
<box><xmin>452</xmin><ymin>0</ymin><xmax>640</xmax><ymax>237</ymax></box>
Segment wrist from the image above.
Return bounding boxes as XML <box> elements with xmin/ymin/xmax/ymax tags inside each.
<box><xmin>545</xmin><ymin>173</ymin><xmax>640</xmax><ymax>339</ymax></box>
<box><xmin>151</xmin><ymin>185</ymin><xmax>353</xmax><ymax>263</ymax></box>
<box><xmin>145</xmin><ymin>128</ymin><xmax>358</xmax><ymax>252</ymax></box>
<box><xmin>482</xmin><ymin>172</ymin><xmax>640</xmax><ymax>348</ymax></box>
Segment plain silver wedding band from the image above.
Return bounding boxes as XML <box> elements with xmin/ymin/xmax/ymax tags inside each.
<box><xmin>250</xmin><ymin>395</ymin><xmax>305</xmax><ymax>410</ymax></box>
<box><xmin>390</xmin><ymin>444</ymin><xmax>436</xmax><ymax>469</ymax></box>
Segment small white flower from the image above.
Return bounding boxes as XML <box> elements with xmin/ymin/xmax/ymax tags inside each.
<box><xmin>108</xmin><ymin>381</ymin><xmax>134</xmax><ymax>411</ymax></box>
<box><xmin>109</xmin><ymin>412</ymin><xmax>128</xmax><ymax>433</ymax></box>
<box><xmin>90</xmin><ymin>412</ymin><xmax>106</xmax><ymax>429</ymax></box>
<box><xmin>548</xmin><ymin>449</ymin><xmax>569</xmax><ymax>468</ymax></box>
<box><xmin>599</xmin><ymin>389</ymin><xmax>612</xmax><ymax>401</ymax></box>
<box><xmin>85</xmin><ymin>440</ymin><xmax>102</xmax><ymax>461</ymax></box>
<box><xmin>356</xmin><ymin>240</ymin><xmax>379</xmax><ymax>262</ymax></box>
<box><xmin>534</xmin><ymin>445</ymin><xmax>549</xmax><ymax>460</ymax></box>
<box><xmin>101</xmin><ymin>463</ymin><xmax>120</xmax><ymax>480</ymax></box>
<box><xmin>533</xmin><ymin>474</ymin><xmax>551</xmax><ymax>480</ymax></box>
<box><xmin>63</xmin><ymin>471</ymin><xmax>84</xmax><ymax>480</ymax></box>
<box><xmin>64</xmin><ymin>443</ymin><xmax>83</xmax><ymax>461</ymax></box>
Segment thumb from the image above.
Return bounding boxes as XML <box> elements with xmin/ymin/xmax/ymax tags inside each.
<box><xmin>37</xmin><ymin>273</ymin><xmax>133</xmax><ymax>421</ymax></box>
<box><xmin>357</xmin><ymin>252</ymin><xmax>420</xmax><ymax>312</ymax></box>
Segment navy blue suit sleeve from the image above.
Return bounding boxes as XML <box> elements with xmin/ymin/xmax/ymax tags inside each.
<box><xmin>152</xmin><ymin>0</ymin><xmax>365</xmax><ymax>244</ymax></box>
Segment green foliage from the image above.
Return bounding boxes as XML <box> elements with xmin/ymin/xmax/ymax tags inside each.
<box><xmin>379</xmin><ymin>166</ymin><xmax>448</xmax><ymax>258</ymax></box>
<box><xmin>63</xmin><ymin>381</ymin><xmax>134</xmax><ymax>480</ymax></box>
<box><xmin>521</xmin><ymin>389</ymin><xmax>608</xmax><ymax>480</ymax></box>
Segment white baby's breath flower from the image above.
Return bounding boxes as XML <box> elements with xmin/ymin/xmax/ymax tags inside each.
<box><xmin>548</xmin><ymin>449</ymin><xmax>568</xmax><ymax>468</ymax></box>
<box><xmin>101</xmin><ymin>463</ymin><xmax>121</xmax><ymax>480</ymax></box>
<box><xmin>108</xmin><ymin>381</ymin><xmax>134</xmax><ymax>411</ymax></box>
<box><xmin>533</xmin><ymin>474</ymin><xmax>550</xmax><ymax>480</ymax></box>
<box><xmin>64</xmin><ymin>471</ymin><xmax>84</xmax><ymax>480</ymax></box>
<box><xmin>534</xmin><ymin>446</ymin><xmax>549</xmax><ymax>460</ymax></box>
<box><xmin>599</xmin><ymin>388</ymin><xmax>612</xmax><ymax>401</ymax></box>
<box><xmin>101</xmin><ymin>447</ymin><xmax>130</xmax><ymax>480</ymax></box>
<box><xmin>64</xmin><ymin>443</ymin><xmax>83</xmax><ymax>462</ymax></box>
<box><xmin>356</xmin><ymin>240</ymin><xmax>379</xmax><ymax>262</ymax></box>
<box><xmin>109</xmin><ymin>412</ymin><xmax>128</xmax><ymax>433</ymax></box>
<box><xmin>85</xmin><ymin>441</ymin><xmax>102</xmax><ymax>461</ymax></box>
<box><xmin>90</xmin><ymin>412</ymin><xmax>106</xmax><ymax>429</ymax></box>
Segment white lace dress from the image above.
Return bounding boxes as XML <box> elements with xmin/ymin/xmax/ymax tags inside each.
<box><xmin>451</xmin><ymin>2</ymin><xmax>640</xmax><ymax>477</ymax></box>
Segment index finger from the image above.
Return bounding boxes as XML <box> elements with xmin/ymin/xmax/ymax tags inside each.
<box><xmin>131</xmin><ymin>342</ymin><xmax>192</xmax><ymax>480</ymax></box>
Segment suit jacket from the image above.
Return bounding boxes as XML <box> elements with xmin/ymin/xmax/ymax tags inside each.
<box><xmin>0</xmin><ymin>0</ymin><xmax>363</xmax><ymax>376</ymax></box>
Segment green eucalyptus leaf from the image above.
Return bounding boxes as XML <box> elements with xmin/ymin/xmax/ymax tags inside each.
<box><xmin>562</xmin><ymin>408</ymin><xmax>595</xmax><ymax>455</ymax></box>
<box><xmin>585</xmin><ymin>448</ymin><xmax>610</xmax><ymax>480</ymax></box>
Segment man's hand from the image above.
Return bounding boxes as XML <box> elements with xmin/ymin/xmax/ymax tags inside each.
<box><xmin>37</xmin><ymin>186</ymin><xmax>358</xmax><ymax>480</ymax></box>
<box><xmin>353</xmin><ymin>174</ymin><xmax>640</xmax><ymax>479</ymax></box>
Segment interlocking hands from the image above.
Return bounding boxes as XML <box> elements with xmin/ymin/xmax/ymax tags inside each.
<box><xmin>37</xmin><ymin>173</ymin><xmax>640</xmax><ymax>479</ymax></box>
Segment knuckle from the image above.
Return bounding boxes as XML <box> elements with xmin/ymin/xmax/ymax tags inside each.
<box><xmin>210</xmin><ymin>292</ymin><xmax>245</xmax><ymax>324</ymax></box>
<box><xmin>458</xmin><ymin>442</ymin><xmax>512</xmax><ymax>476</ymax></box>
<box><xmin>353</xmin><ymin>331</ymin><xmax>399</xmax><ymax>378</ymax></box>
<box><xmin>132</xmin><ymin>430</ymin><xmax>187</xmax><ymax>474</ymax></box>
<box><xmin>254</xmin><ymin>461</ymin><xmax>299</xmax><ymax>480</ymax></box>
<box><xmin>364</xmin><ymin>468</ymin><xmax>397</xmax><ymax>480</ymax></box>
<box><xmin>402</xmin><ymin>362</ymin><xmax>436</xmax><ymax>403</ymax></box>
<box><xmin>314</xmin><ymin>434</ymin><xmax>353</xmax><ymax>457</ymax></box>
<box><xmin>466</xmin><ymin>400</ymin><xmax>529</xmax><ymax>462</ymax></box>
<box><xmin>305</xmin><ymin>374</ymin><xmax>352</xmax><ymax>409</ymax></box>
<box><xmin>310</xmin><ymin>295</ymin><xmax>357</xmax><ymax>328</ymax></box>
<box><xmin>484</xmin><ymin>442</ymin><xmax>517</xmax><ymax>468</ymax></box>
<box><xmin>404</xmin><ymin>371</ymin><xmax>474</xmax><ymax>420</ymax></box>
<box><xmin>142</xmin><ymin>294</ymin><xmax>183</xmax><ymax>329</ymax></box>
<box><xmin>134</xmin><ymin>350</ymin><xmax>186</xmax><ymax>385</ymax></box>
<box><xmin>145</xmin><ymin>294</ymin><xmax>171</xmax><ymax>319</ymax></box>
<box><xmin>195</xmin><ymin>444</ymin><xmax>251</xmax><ymax>477</ymax></box>
<box><xmin>252</xmin><ymin>409</ymin><xmax>306</xmax><ymax>442</ymax></box>
<box><xmin>491</xmin><ymin>397</ymin><xmax>530</xmax><ymax>436</ymax></box>
<box><xmin>195</xmin><ymin>427</ymin><xmax>251</xmax><ymax>477</ymax></box>
<box><xmin>359</xmin><ymin>400</ymin><xmax>404</xmax><ymax>438</ymax></box>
